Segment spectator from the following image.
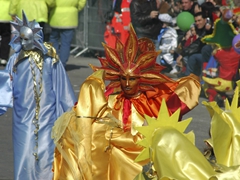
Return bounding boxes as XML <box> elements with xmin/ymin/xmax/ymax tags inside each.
<box><xmin>168</xmin><ymin>0</ymin><xmax>182</xmax><ymax>18</ymax></box>
<box><xmin>181</xmin><ymin>0</ymin><xmax>198</xmax><ymax>15</ymax></box>
<box><xmin>176</xmin><ymin>12</ymin><xmax>212</xmax><ymax>77</ymax></box>
<box><xmin>192</xmin><ymin>2</ymin><xmax>202</xmax><ymax>14</ymax></box>
<box><xmin>177</xmin><ymin>0</ymin><xmax>199</xmax><ymax>46</ymax></box>
<box><xmin>157</xmin><ymin>13</ymin><xmax>178</xmax><ymax>74</ymax></box>
<box><xmin>130</xmin><ymin>0</ymin><xmax>162</xmax><ymax>47</ymax></box>
<box><xmin>104</xmin><ymin>0</ymin><xmax>132</xmax><ymax>48</ymax></box>
<box><xmin>184</xmin><ymin>24</ymin><xmax>199</xmax><ymax>47</ymax></box>
<box><xmin>0</xmin><ymin>0</ymin><xmax>11</xmax><ymax>65</ymax></box>
<box><xmin>9</xmin><ymin>0</ymin><xmax>55</xmax><ymax>41</ymax></box>
<box><xmin>201</xmin><ymin>2</ymin><xmax>222</xmax><ymax>23</ymax></box>
<box><xmin>206</xmin><ymin>0</ymin><xmax>223</xmax><ymax>6</ymax></box>
<box><xmin>175</xmin><ymin>23</ymin><xmax>199</xmax><ymax>71</ymax></box>
<box><xmin>0</xmin><ymin>11</ymin><xmax>76</xmax><ymax>179</ymax></box>
<box><xmin>158</xmin><ymin>0</ymin><xmax>171</xmax><ymax>14</ymax></box>
<box><xmin>232</xmin><ymin>13</ymin><xmax>240</xmax><ymax>32</ymax></box>
<box><xmin>48</xmin><ymin>0</ymin><xmax>87</xmax><ymax>67</ymax></box>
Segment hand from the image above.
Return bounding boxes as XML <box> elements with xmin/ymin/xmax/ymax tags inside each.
<box><xmin>176</xmin><ymin>55</ymin><xmax>183</xmax><ymax>67</ymax></box>
<box><xmin>11</xmin><ymin>15</ymin><xmax>16</xmax><ymax>21</ymax></box>
<box><xmin>150</xmin><ymin>11</ymin><xmax>159</xmax><ymax>19</ymax></box>
<box><xmin>205</xmin><ymin>23</ymin><xmax>212</xmax><ymax>31</ymax></box>
<box><xmin>185</xmin><ymin>30</ymin><xmax>191</xmax><ymax>40</ymax></box>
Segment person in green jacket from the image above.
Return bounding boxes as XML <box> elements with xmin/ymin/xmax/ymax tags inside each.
<box><xmin>48</xmin><ymin>0</ymin><xmax>87</xmax><ymax>67</ymax></box>
<box><xmin>0</xmin><ymin>0</ymin><xmax>12</xmax><ymax>65</ymax></box>
<box><xmin>9</xmin><ymin>0</ymin><xmax>55</xmax><ymax>41</ymax></box>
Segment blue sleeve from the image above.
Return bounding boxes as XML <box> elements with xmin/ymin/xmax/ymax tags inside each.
<box><xmin>52</xmin><ymin>60</ymin><xmax>77</xmax><ymax>117</ymax></box>
<box><xmin>0</xmin><ymin>70</ymin><xmax>13</xmax><ymax>115</ymax></box>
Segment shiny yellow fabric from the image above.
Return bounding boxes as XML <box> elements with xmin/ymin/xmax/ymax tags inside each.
<box><xmin>151</xmin><ymin>128</ymin><xmax>217</xmax><ymax>179</ymax></box>
<box><xmin>134</xmin><ymin>127</ymin><xmax>240</xmax><ymax>180</ymax></box>
<box><xmin>202</xmin><ymin>76</ymin><xmax>233</xmax><ymax>92</ymax></box>
<box><xmin>52</xmin><ymin>70</ymin><xmax>111</xmax><ymax>180</ymax></box>
<box><xmin>52</xmin><ymin>70</ymin><xmax>148</xmax><ymax>180</ymax></box>
<box><xmin>133</xmin><ymin>83</ymin><xmax>240</xmax><ymax>180</ymax></box>
<box><xmin>175</xmin><ymin>73</ymin><xmax>201</xmax><ymax>109</ymax></box>
<box><xmin>203</xmin><ymin>99</ymin><xmax>240</xmax><ymax>166</ymax></box>
<box><xmin>108</xmin><ymin>95</ymin><xmax>146</xmax><ymax>135</ymax></box>
<box><xmin>52</xmin><ymin>70</ymin><xmax>201</xmax><ymax>180</ymax></box>
<box><xmin>105</xmin><ymin>128</ymin><xmax>148</xmax><ymax>179</ymax></box>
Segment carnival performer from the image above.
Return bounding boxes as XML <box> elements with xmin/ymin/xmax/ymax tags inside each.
<box><xmin>134</xmin><ymin>81</ymin><xmax>240</xmax><ymax>180</ymax></box>
<box><xmin>51</xmin><ymin>25</ymin><xmax>201</xmax><ymax>180</ymax></box>
<box><xmin>201</xmin><ymin>9</ymin><xmax>240</xmax><ymax>104</ymax></box>
<box><xmin>0</xmin><ymin>11</ymin><xmax>76</xmax><ymax>179</ymax></box>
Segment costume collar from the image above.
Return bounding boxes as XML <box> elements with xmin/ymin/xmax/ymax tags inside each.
<box><xmin>14</xmin><ymin>49</ymin><xmax>43</xmax><ymax>72</ymax></box>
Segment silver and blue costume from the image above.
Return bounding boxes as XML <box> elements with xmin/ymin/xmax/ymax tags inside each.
<box><xmin>0</xmin><ymin>11</ymin><xmax>76</xmax><ymax>179</ymax></box>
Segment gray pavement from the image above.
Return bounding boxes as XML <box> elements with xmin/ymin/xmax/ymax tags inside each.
<box><xmin>0</xmin><ymin>54</ymin><xmax>211</xmax><ymax>179</ymax></box>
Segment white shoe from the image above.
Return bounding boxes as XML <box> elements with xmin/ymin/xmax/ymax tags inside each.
<box><xmin>0</xmin><ymin>59</ymin><xmax>7</xmax><ymax>65</ymax></box>
<box><xmin>170</xmin><ymin>67</ymin><xmax>178</xmax><ymax>74</ymax></box>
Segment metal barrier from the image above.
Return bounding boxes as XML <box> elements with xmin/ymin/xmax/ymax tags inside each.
<box><xmin>71</xmin><ymin>0</ymin><xmax>112</xmax><ymax>57</ymax></box>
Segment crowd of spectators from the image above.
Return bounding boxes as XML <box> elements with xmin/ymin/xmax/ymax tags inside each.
<box><xmin>129</xmin><ymin>0</ymin><xmax>222</xmax><ymax>77</ymax></box>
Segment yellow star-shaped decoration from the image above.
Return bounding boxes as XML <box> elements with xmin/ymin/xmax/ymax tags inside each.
<box><xmin>134</xmin><ymin>99</ymin><xmax>195</xmax><ymax>162</ymax></box>
<box><xmin>225</xmin><ymin>80</ymin><xmax>240</xmax><ymax>113</ymax></box>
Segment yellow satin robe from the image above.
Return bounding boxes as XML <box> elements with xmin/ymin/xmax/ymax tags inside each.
<box><xmin>51</xmin><ymin>70</ymin><xmax>201</xmax><ymax>180</ymax></box>
<box><xmin>51</xmin><ymin>70</ymin><xmax>148</xmax><ymax>180</ymax></box>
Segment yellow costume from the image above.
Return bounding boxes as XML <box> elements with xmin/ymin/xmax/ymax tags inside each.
<box><xmin>134</xmin><ymin>81</ymin><xmax>240</xmax><ymax>180</ymax></box>
<box><xmin>51</xmin><ymin>25</ymin><xmax>201</xmax><ymax>179</ymax></box>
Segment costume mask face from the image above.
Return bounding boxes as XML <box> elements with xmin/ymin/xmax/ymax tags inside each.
<box><xmin>120</xmin><ymin>74</ymin><xmax>140</xmax><ymax>98</ymax></box>
<box><xmin>20</xmin><ymin>26</ymin><xmax>34</xmax><ymax>50</ymax></box>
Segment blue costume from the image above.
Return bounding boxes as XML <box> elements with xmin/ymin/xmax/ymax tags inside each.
<box><xmin>0</xmin><ymin>11</ymin><xmax>76</xmax><ymax>179</ymax></box>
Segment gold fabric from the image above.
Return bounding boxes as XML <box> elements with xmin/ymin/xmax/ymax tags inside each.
<box><xmin>133</xmin><ymin>82</ymin><xmax>240</xmax><ymax>180</ymax></box>
<box><xmin>52</xmin><ymin>70</ymin><xmax>148</xmax><ymax>180</ymax></box>
<box><xmin>44</xmin><ymin>42</ymin><xmax>59</xmax><ymax>64</ymax></box>
<box><xmin>152</xmin><ymin>128</ymin><xmax>217</xmax><ymax>179</ymax></box>
<box><xmin>52</xmin><ymin>70</ymin><xmax>112</xmax><ymax>180</ymax></box>
<box><xmin>175</xmin><ymin>74</ymin><xmax>201</xmax><ymax>109</ymax></box>
<box><xmin>15</xmin><ymin>49</ymin><xmax>43</xmax><ymax>71</ymax></box>
<box><xmin>52</xmin><ymin>70</ymin><xmax>201</xmax><ymax>180</ymax></box>
<box><xmin>14</xmin><ymin>42</ymin><xmax>59</xmax><ymax>72</ymax></box>
<box><xmin>203</xmin><ymin>82</ymin><xmax>240</xmax><ymax>167</ymax></box>
<box><xmin>134</xmin><ymin>127</ymin><xmax>240</xmax><ymax>180</ymax></box>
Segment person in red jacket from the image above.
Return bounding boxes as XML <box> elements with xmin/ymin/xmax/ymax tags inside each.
<box><xmin>104</xmin><ymin>0</ymin><xmax>132</xmax><ymax>48</ymax></box>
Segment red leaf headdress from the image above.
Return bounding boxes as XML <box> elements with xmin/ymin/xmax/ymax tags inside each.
<box><xmin>90</xmin><ymin>25</ymin><xmax>175</xmax><ymax>92</ymax></box>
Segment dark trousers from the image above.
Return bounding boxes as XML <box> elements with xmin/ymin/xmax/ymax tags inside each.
<box><xmin>0</xmin><ymin>23</ymin><xmax>11</xmax><ymax>60</ymax></box>
<box><xmin>185</xmin><ymin>53</ymin><xmax>203</xmax><ymax>76</ymax></box>
<box><xmin>185</xmin><ymin>45</ymin><xmax>213</xmax><ymax>76</ymax></box>
<box><xmin>201</xmin><ymin>44</ymin><xmax>213</xmax><ymax>63</ymax></box>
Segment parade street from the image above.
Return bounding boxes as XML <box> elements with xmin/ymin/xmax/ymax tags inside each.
<box><xmin>0</xmin><ymin>54</ymin><xmax>211</xmax><ymax>179</ymax></box>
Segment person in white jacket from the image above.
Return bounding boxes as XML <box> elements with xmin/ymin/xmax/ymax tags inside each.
<box><xmin>158</xmin><ymin>13</ymin><xmax>178</xmax><ymax>74</ymax></box>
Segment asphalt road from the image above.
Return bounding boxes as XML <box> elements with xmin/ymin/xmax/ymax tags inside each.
<box><xmin>0</xmin><ymin>54</ymin><xmax>211</xmax><ymax>179</ymax></box>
